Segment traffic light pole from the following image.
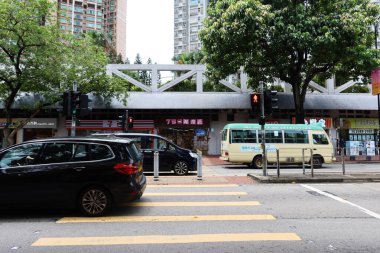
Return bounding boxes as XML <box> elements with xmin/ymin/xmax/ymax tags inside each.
<box><xmin>259</xmin><ymin>81</ymin><xmax>267</xmax><ymax>176</ymax></box>
<box><xmin>71</xmin><ymin>82</ymin><xmax>77</xmax><ymax>137</ymax></box>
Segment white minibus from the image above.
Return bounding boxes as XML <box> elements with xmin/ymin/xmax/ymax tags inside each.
<box><xmin>220</xmin><ymin>123</ymin><xmax>334</xmax><ymax>168</ymax></box>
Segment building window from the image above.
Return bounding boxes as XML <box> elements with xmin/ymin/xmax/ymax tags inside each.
<box><xmin>74</xmin><ymin>7</ymin><xmax>82</xmax><ymax>13</ymax></box>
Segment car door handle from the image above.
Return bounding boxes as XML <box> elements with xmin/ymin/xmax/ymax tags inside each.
<box><xmin>73</xmin><ymin>167</ymin><xmax>85</xmax><ymax>172</ymax></box>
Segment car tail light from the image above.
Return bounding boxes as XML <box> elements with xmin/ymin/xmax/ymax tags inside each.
<box><xmin>225</xmin><ymin>151</ymin><xmax>229</xmax><ymax>156</ymax></box>
<box><xmin>113</xmin><ymin>163</ymin><xmax>139</xmax><ymax>175</ymax></box>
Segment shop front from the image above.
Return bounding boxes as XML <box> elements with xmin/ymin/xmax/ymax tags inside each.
<box><xmin>65</xmin><ymin>119</ymin><xmax>155</xmax><ymax>136</ymax></box>
<box><xmin>338</xmin><ymin>118</ymin><xmax>379</xmax><ymax>156</ymax></box>
<box><xmin>156</xmin><ymin>117</ymin><xmax>209</xmax><ymax>152</ymax></box>
<box><xmin>0</xmin><ymin>118</ymin><xmax>57</xmax><ymax>146</ymax></box>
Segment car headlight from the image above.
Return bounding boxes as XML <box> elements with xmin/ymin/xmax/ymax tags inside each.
<box><xmin>189</xmin><ymin>152</ymin><xmax>198</xmax><ymax>159</ymax></box>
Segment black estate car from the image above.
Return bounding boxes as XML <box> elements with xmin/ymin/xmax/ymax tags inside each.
<box><xmin>0</xmin><ymin>136</ymin><xmax>146</xmax><ymax>216</ymax></box>
<box><xmin>93</xmin><ymin>133</ymin><xmax>198</xmax><ymax>175</ymax></box>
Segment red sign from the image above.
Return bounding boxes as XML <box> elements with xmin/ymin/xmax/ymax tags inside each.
<box><xmin>371</xmin><ymin>67</ymin><xmax>380</xmax><ymax>95</ymax></box>
<box><xmin>165</xmin><ymin>118</ymin><xmax>204</xmax><ymax>126</ymax></box>
<box><xmin>291</xmin><ymin>117</ymin><xmax>332</xmax><ymax>128</ymax></box>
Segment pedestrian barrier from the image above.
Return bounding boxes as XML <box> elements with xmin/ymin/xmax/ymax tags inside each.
<box><xmin>269</xmin><ymin>147</ymin><xmax>380</xmax><ymax>178</ymax></box>
<box><xmin>197</xmin><ymin>150</ymin><xmax>203</xmax><ymax>180</ymax></box>
<box><xmin>154</xmin><ymin>151</ymin><xmax>159</xmax><ymax>181</ymax></box>
<box><xmin>150</xmin><ymin>150</ymin><xmax>203</xmax><ymax>181</ymax></box>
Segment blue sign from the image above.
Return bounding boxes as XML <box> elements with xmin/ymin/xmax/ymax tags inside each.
<box><xmin>195</xmin><ymin>128</ymin><xmax>206</xmax><ymax>136</ymax></box>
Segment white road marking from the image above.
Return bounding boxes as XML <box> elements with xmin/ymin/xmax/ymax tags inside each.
<box><xmin>301</xmin><ymin>184</ymin><xmax>380</xmax><ymax>220</ymax></box>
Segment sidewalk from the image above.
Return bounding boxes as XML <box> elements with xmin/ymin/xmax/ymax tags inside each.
<box><xmin>147</xmin><ymin>155</ymin><xmax>380</xmax><ymax>185</ymax></box>
<box><xmin>146</xmin><ymin>155</ymin><xmax>255</xmax><ymax>185</ymax></box>
<box><xmin>247</xmin><ymin>172</ymin><xmax>380</xmax><ymax>183</ymax></box>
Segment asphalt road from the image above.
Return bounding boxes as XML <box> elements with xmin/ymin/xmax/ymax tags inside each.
<box><xmin>1</xmin><ymin>168</ymin><xmax>380</xmax><ymax>253</ymax></box>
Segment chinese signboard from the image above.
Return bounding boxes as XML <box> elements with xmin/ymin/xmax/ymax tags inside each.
<box><xmin>291</xmin><ymin>117</ymin><xmax>332</xmax><ymax>128</ymax></box>
<box><xmin>0</xmin><ymin>118</ymin><xmax>57</xmax><ymax>129</ymax></box>
<box><xmin>66</xmin><ymin>120</ymin><xmax>154</xmax><ymax>130</ymax></box>
<box><xmin>165</xmin><ymin>118</ymin><xmax>204</xmax><ymax>126</ymax></box>
<box><xmin>341</xmin><ymin>118</ymin><xmax>379</xmax><ymax>129</ymax></box>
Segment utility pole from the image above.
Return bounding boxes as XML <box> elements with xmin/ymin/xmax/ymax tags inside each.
<box><xmin>71</xmin><ymin>81</ymin><xmax>77</xmax><ymax>137</ymax></box>
<box><xmin>374</xmin><ymin>22</ymin><xmax>380</xmax><ymax>150</ymax></box>
<box><xmin>259</xmin><ymin>81</ymin><xmax>267</xmax><ymax>176</ymax></box>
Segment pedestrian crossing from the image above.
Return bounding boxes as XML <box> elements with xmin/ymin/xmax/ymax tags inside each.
<box><xmin>31</xmin><ymin>183</ymin><xmax>301</xmax><ymax>248</ymax></box>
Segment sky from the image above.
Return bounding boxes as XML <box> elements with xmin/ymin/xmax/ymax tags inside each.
<box><xmin>126</xmin><ymin>0</ymin><xmax>174</xmax><ymax>64</ymax></box>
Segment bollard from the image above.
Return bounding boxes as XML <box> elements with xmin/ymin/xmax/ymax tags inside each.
<box><xmin>197</xmin><ymin>150</ymin><xmax>202</xmax><ymax>180</ymax></box>
<box><xmin>276</xmin><ymin>149</ymin><xmax>280</xmax><ymax>178</ymax></box>
<box><xmin>310</xmin><ymin>149</ymin><xmax>314</xmax><ymax>178</ymax></box>
<box><xmin>341</xmin><ymin>147</ymin><xmax>345</xmax><ymax>175</ymax></box>
<box><xmin>302</xmin><ymin>148</ymin><xmax>306</xmax><ymax>175</ymax></box>
<box><xmin>154</xmin><ymin>151</ymin><xmax>159</xmax><ymax>181</ymax></box>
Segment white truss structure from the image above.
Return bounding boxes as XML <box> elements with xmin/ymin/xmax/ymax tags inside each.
<box><xmin>107</xmin><ymin>64</ymin><xmax>366</xmax><ymax>94</ymax></box>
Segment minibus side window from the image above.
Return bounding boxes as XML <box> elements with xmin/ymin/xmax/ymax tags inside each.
<box><xmin>284</xmin><ymin>130</ymin><xmax>308</xmax><ymax>144</ymax></box>
<box><xmin>312</xmin><ymin>134</ymin><xmax>329</xmax><ymax>145</ymax></box>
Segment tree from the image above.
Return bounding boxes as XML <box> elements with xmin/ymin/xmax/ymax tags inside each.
<box><xmin>0</xmin><ymin>0</ymin><xmax>128</xmax><ymax>146</ymax></box>
<box><xmin>87</xmin><ymin>31</ymin><xmax>123</xmax><ymax>63</ymax></box>
<box><xmin>134</xmin><ymin>53</ymin><xmax>146</xmax><ymax>82</ymax></box>
<box><xmin>172</xmin><ymin>51</ymin><xmax>205</xmax><ymax>65</ymax></box>
<box><xmin>200</xmin><ymin>0</ymin><xmax>380</xmax><ymax>123</ymax></box>
<box><xmin>145</xmin><ymin>58</ymin><xmax>152</xmax><ymax>86</ymax></box>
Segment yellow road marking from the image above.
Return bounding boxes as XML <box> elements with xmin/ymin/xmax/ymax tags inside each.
<box><xmin>57</xmin><ymin>214</ymin><xmax>275</xmax><ymax>223</ymax></box>
<box><xmin>126</xmin><ymin>201</ymin><xmax>260</xmax><ymax>207</ymax></box>
<box><xmin>147</xmin><ymin>184</ymin><xmax>238</xmax><ymax>188</ymax></box>
<box><xmin>32</xmin><ymin>233</ymin><xmax>301</xmax><ymax>246</ymax></box>
<box><xmin>144</xmin><ymin>192</ymin><xmax>247</xmax><ymax>196</ymax></box>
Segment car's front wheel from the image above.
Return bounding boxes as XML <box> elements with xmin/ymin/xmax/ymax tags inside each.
<box><xmin>78</xmin><ymin>186</ymin><xmax>112</xmax><ymax>216</ymax></box>
<box><xmin>173</xmin><ymin>160</ymin><xmax>189</xmax><ymax>175</ymax></box>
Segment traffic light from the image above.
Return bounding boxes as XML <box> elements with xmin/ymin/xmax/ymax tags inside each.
<box><xmin>127</xmin><ymin>117</ymin><xmax>134</xmax><ymax>129</ymax></box>
<box><xmin>264</xmin><ymin>90</ymin><xmax>278</xmax><ymax>116</ymax></box>
<box><xmin>62</xmin><ymin>91</ymin><xmax>91</xmax><ymax>118</ymax></box>
<box><xmin>62</xmin><ymin>92</ymin><xmax>72</xmax><ymax>117</ymax></box>
<box><xmin>117</xmin><ymin>110</ymin><xmax>128</xmax><ymax>132</ymax></box>
<box><xmin>71</xmin><ymin>91</ymin><xmax>81</xmax><ymax>116</ymax></box>
<box><xmin>250</xmin><ymin>93</ymin><xmax>261</xmax><ymax>117</ymax></box>
<box><xmin>78</xmin><ymin>94</ymin><xmax>91</xmax><ymax>117</ymax></box>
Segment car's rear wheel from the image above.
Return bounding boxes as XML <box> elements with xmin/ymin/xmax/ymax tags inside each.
<box><xmin>173</xmin><ymin>160</ymin><xmax>189</xmax><ymax>175</ymax></box>
<box><xmin>78</xmin><ymin>186</ymin><xmax>111</xmax><ymax>216</ymax></box>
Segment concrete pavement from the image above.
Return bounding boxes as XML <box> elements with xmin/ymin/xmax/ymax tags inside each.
<box><xmin>146</xmin><ymin>155</ymin><xmax>380</xmax><ymax>185</ymax></box>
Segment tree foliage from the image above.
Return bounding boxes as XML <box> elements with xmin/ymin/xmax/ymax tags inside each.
<box><xmin>0</xmin><ymin>0</ymin><xmax>128</xmax><ymax>146</ymax></box>
<box><xmin>200</xmin><ymin>0</ymin><xmax>380</xmax><ymax>122</ymax></box>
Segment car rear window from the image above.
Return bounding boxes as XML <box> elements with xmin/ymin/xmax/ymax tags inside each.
<box><xmin>125</xmin><ymin>143</ymin><xmax>142</xmax><ymax>162</ymax></box>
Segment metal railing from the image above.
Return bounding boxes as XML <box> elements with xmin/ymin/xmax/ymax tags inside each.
<box><xmin>269</xmin><ymin>147</ymin><xmax>380</xmax><ymax>178</ymax></box>
<box><xmin>150</xmin><ymin>150</ymin><xmax>203</xmax><ymax>181</ymax></box>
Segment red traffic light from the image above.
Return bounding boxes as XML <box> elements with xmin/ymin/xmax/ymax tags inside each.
<box><xmin>250</xmin><ymin>93</ymin><xmax>261</xmax><ymax>117</ymax></box>
<box><xmin>127</xmin><ymin>116</ymin><xmax>134</xmax><ymax>129</ymax></box>
<box><xmin>251</xmin><ymin>94</ymin><xmax>260</xmax><ymax>104</ymax></box>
